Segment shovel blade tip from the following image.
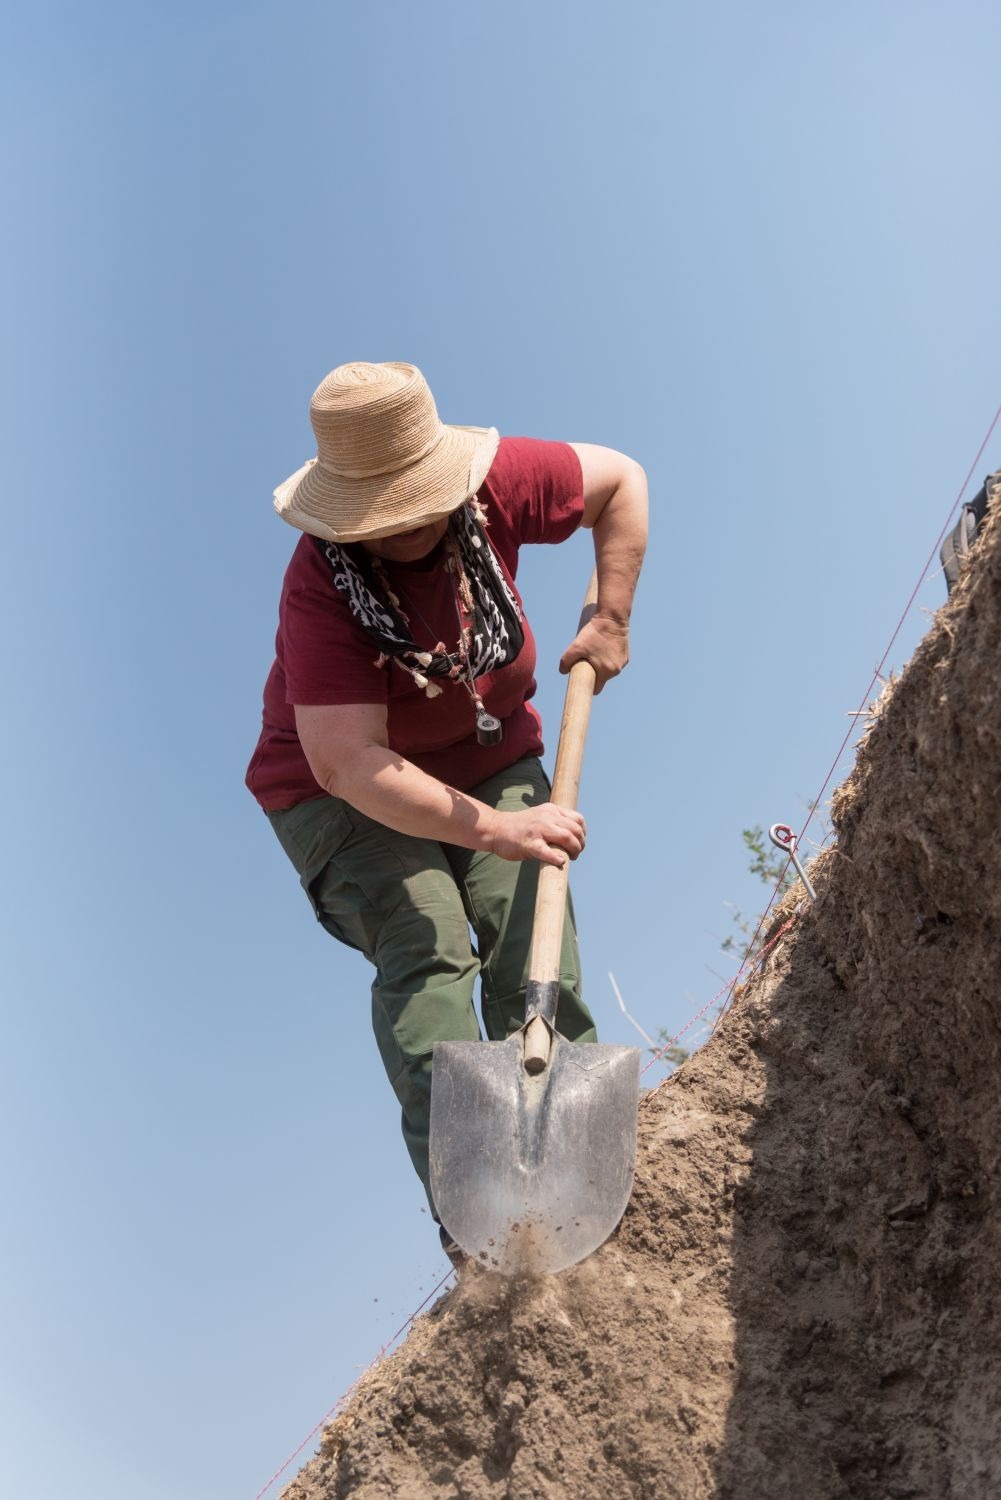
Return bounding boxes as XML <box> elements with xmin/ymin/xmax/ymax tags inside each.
<box><xmin>430</xmin><ymin>1032</ymin><xmax>640</xmax><ymax>1276</ymax></box>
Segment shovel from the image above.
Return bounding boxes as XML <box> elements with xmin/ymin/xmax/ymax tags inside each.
<box><xmin>429</xmin><ymin>574</ymin><xmax>641</xmax><ymax>1276</ymax></box>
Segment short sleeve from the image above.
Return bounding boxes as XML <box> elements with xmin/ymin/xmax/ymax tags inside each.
<box><xmin>479</xmin><ymin>437</ymin><xmax>585</xmax><ymax>548</ymax></box>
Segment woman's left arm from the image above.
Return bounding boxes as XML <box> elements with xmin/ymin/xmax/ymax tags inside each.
<box><xmin>560</xmin><ymin>443</ymin><xmax>649</xmax><ymax>692</ymax></box>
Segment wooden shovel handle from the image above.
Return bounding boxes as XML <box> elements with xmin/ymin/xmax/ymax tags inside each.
<box><xmin>527</xmin><ymin>571</ymin><xmax>598</xmax><ymax>990</ymax></box>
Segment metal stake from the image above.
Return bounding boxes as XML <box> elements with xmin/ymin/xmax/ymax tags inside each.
<box><xmin>768</xmin><ymin>823</ymin><xmax>817</xmax><ymax>903</ymax></box>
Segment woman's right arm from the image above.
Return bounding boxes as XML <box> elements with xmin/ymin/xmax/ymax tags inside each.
<box><xmin>293</xmin><ymin>702</ymin><xmax>586</xmax><ymax>867</ymax></box>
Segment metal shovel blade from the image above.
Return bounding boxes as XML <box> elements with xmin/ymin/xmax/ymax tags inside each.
<box><xmin>429</xmin><ymin>1028</ymin><xmax>640</xmax><ymax>1276</ymax></box>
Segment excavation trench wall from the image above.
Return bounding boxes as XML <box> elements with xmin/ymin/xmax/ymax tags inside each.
<box><xmin>281</xmin><ymin>507</ymin><xmax>1001</xmax><ymax>1500</ymax></box>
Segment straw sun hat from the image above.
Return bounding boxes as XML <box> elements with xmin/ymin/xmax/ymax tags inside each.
<box><xmin>273</xmin><ymin>362</ymin><xmax>501</xmax><ymax>544</ymax></box>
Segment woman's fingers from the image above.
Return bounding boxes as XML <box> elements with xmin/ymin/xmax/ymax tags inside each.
<box><xmin>559</xmin><ymin>617</ymin><xmax>630</xmax><ymax>695</ymax></box>
<box><xmin>539</xmin><ymin>807</ymin><xmax>585</xmax><ymax>853</ymax></box>
<box><xmin>494</xmin><ymin>806</ymin><xmax>587</xmax><ymax>864</ymax></box>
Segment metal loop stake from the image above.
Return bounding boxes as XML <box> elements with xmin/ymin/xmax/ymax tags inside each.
<box><xmin>768</xmin><ymin>823</ymin><xmax>817</xmax><ymax>903</ymax></box>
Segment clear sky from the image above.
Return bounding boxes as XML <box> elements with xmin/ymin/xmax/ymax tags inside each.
<box><xmin>3</xmin><ymin>3</ymin><xmax>1000</xmax><ymax>1496</ymax></box>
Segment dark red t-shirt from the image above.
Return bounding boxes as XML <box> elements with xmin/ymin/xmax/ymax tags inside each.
<box><xmin>246</xmin><ymin>437</ymin><xmax>585</xmax><ymax>811</ymax></box>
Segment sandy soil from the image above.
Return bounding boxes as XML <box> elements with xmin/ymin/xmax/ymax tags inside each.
<box><xmin>280</xmin><ymin>504</ymin><xmax>1001</xmax><ymax>1499</ymax></box>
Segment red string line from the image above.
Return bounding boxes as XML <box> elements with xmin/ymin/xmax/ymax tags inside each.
<box><xmin>251</xmin><ymin>1269</ymin><xmax>454</xmax><ymax>1500</ymax></box>
<box><xmin>640</xmin><ymin>914</ymin><xmax>800</xmax><ymax>1081</ymax></box>
<box><xmin>796</xmin><ymin>396</ymin><xmax>1001</xmax><ymax>857</ymax></box>
<box><xmin>654</xmin><ymin>399</ymin><xmax>1001</xmax><ymax>1053</ymax></box>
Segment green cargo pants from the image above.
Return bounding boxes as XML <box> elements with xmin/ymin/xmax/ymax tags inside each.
<box><xmin>267</xmin><ymin>756</ymin><xmax>596</xmax><ymax>1212</ymax></box>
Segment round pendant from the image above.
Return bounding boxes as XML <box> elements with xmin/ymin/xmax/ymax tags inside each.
<box><xmin>476</xmin><ymin>711</ymin><xmax>503</xmax><ymax>747</ymax></box>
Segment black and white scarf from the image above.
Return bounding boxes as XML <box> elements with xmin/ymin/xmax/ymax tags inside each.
<box><xmin>314</xmin><ymin>499</ymin><xmax>524</xmax><ymax>697</ymax></box>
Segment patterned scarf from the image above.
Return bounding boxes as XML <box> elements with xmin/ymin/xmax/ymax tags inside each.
<box><xmin>313</xmin><ymin>499</ymin><xmax>524</xmax><ymax>698</ymax></box>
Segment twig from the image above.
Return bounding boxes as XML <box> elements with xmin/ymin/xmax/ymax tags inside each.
<box><xmin>608</xmin><ymin>971</ymin><xmax>656</xmax><ymax>1049</ymax></box>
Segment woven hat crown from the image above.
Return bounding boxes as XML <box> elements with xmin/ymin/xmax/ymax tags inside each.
<box><xmin>273</xmin><ymin>360</ymin><xmax>500</xmax><ymax>543</ymax></box>
<box><xmin>311</xmin><ymin>362</ymin><xmax>442</xmax><ymax>481</ymax></box>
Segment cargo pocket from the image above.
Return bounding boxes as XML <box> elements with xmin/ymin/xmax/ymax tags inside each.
<box><xmin>267</xmin><ymin>797</ymin><xmax>354</xmax><ymax>927</ymax></box>
<box><xmin>269</xmin><ymin>796</ymin><xmax>468</xmax><ymax>969</ymax></box>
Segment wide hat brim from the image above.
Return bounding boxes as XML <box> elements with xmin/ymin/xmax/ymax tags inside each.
<box><xmin>274</xmin><ymin>423</ymin><xmax>501</xmax><ymax>544</ymax></box>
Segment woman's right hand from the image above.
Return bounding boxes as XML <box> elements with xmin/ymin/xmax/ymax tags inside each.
<box><xmin>489</xmin><ymin>805</ymin><xmax>587</xmax><ymax>866</ymax></box>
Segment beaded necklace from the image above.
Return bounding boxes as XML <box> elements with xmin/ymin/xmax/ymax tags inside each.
<box><xmin>313</xmin><ymin>499</ymin><xmax>522</xmax><ymax>746</ymax></box>
<box><xmin>373</xmin><ymin>536</ymin><xmax>503</xmax><ymax>745</ymax></box>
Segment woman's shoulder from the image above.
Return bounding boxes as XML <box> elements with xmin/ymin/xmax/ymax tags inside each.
<box><xmin>283</xmin><ymin>530</ymin><xmax>324</xmax><ymax>576</ymax></box>
<box><xmin>486</xmin><ymin>434</ymin><xmax>581</xmax><ymax>487</ymax></box>
<box><xmin>278</xmin><ymin>533</ymin><xmax>354</xmax><ymax>634</ymax></box>
<box><xmin>278</xmin><ymin>533</ymin><xmax>340</xmax><ymax>603</ymax></box>
<box><xmin>480</xmin><ymin>436</ymin><xmax>584</xmax><ymax>547</ymax></box>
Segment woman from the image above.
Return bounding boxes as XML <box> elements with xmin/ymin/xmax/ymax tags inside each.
<box><xmin>246</xmin><ymin>362</ymin><xmax>647</xmax><ymax>1256</ymax></box>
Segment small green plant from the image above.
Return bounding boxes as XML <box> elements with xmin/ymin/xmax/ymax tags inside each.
<box><xmin>720</xmin><ymin>825</ymin><xmax>798</xmax><ymax>960</ymax></box>
<box><xmin>651</xmin><ymin>1036</ymin><xmax>690</xmax><ymax>1068</ymax></box>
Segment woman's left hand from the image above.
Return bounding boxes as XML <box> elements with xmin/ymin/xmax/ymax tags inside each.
<box><xmin>559</xmin><ymin>613</ymin><xmax>630</xmax><ymax>694</ymax></box>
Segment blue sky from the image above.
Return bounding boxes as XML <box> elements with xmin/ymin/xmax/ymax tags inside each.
<box><xmin>3</xmin><ymin>3</ymin><xmax>1000</xmax><ymax>1496</ymax></box>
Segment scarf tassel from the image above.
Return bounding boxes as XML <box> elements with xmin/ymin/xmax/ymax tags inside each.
<box><xmin>411</xmin><ymin>668</ymin><xmax>443</xmax><ymax>698</ymax></box>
